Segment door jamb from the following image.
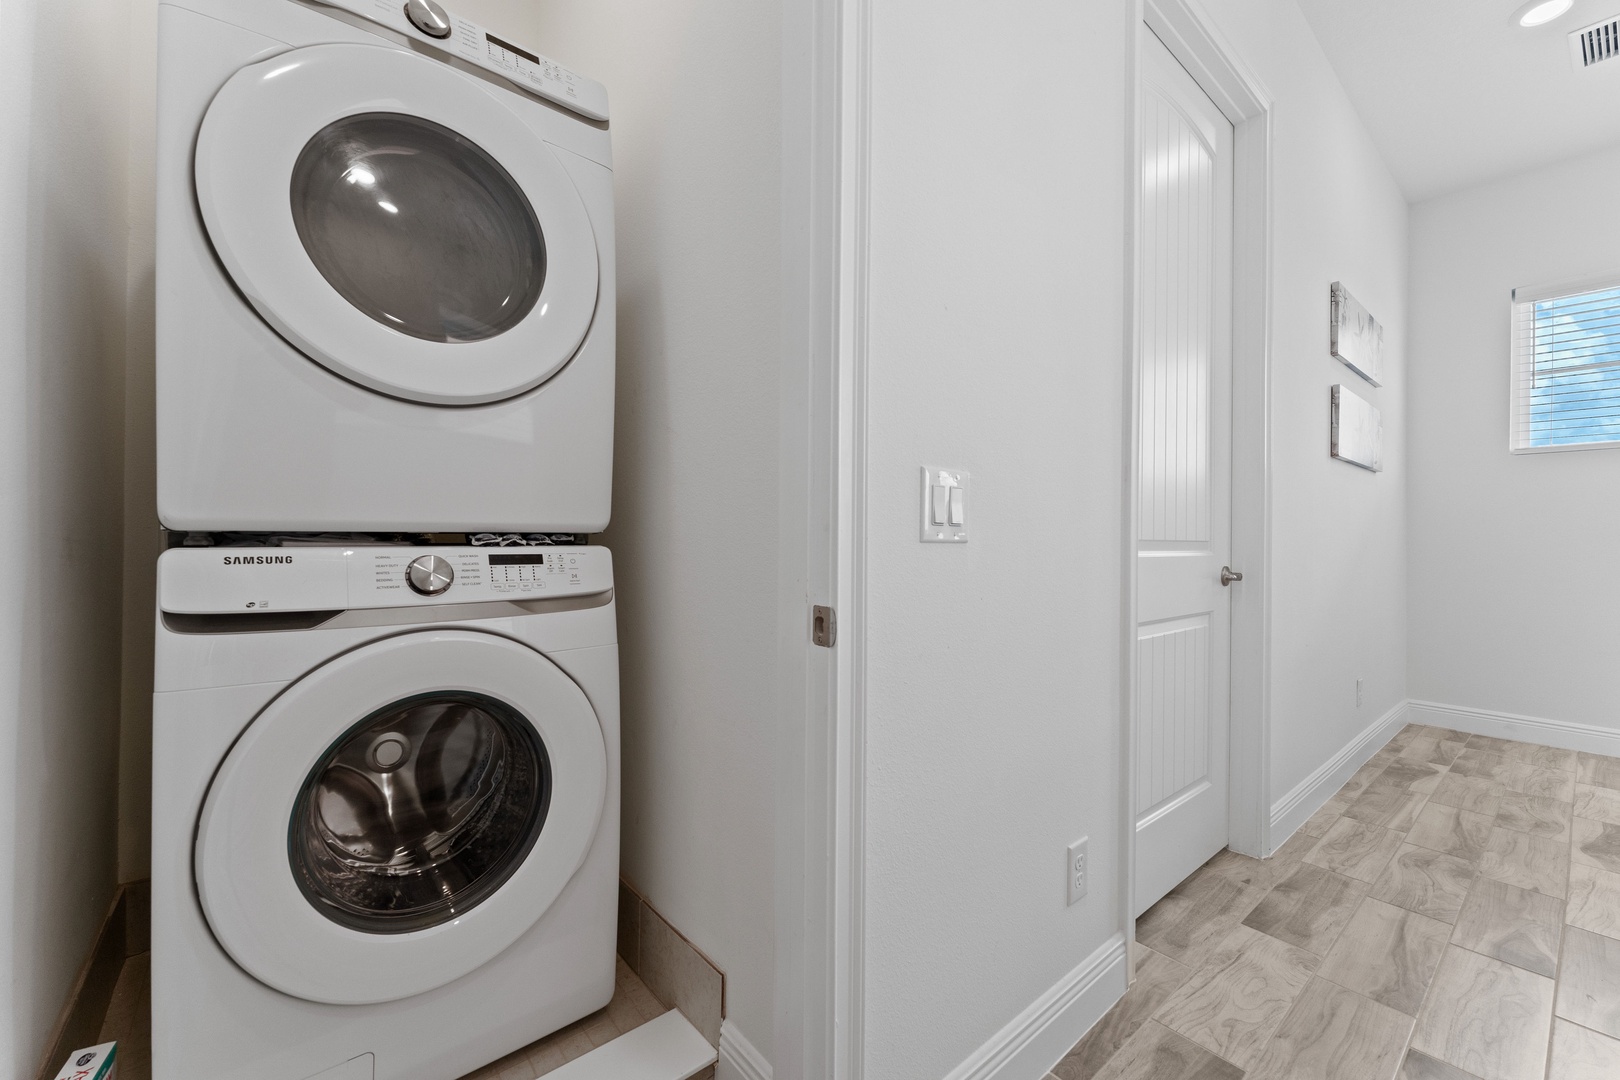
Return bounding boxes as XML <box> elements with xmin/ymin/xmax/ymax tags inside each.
<box><xmin>776</xmin><ymin>0</ymin><xmax>870</xmax><ymax>1076</ymax></box>
<box><xmin>1126</xmin><ymin>0</ymin><xmax>1275</xmax><ymax>932</ymax></box>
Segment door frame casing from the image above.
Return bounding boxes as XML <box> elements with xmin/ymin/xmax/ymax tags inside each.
<box><xmin>776</xmin><ymin>0</ymin><xmax>870</xmax><ymax>1076</ymax></box>
<box><xmin>1126</xmin><ymin>0</ymin><xmax>1275</xmax><ymax>932</ymax></box>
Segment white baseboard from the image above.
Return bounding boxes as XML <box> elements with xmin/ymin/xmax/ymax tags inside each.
<box><xmin>1269</xmin><ymin>700</ymin><xmax>1410</xmax><ymax>849</ymax></box>
<box><xmin>1407</xmin><ymin>700</ymin><xmax>1620</xmax><ymax>759</ymax></box>
<box><xmin>941</xmin><ymin>933</ymin><xmax>1128</xmax><ymax>1080</ymax></box>
<box><xmin>717</xmin><ymin>1020</ymin><xmax>772</xmax><ymax>1080</ymax></box>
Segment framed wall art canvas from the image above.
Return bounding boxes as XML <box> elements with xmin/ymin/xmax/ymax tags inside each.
<box><xmin>1331</xmin><ymin>383</ymin><xmax>1382</xmax><ymax>472</ymax></box>
<box><xmin>1330</xmin><ymin>281</ymin><xmax>1384</xmax><ymax>386</ymax></box>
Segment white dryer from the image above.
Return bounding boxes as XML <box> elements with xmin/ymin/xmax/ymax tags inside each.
<box><xmin>157</xmin><ymin>0</ymin><xmax>615</xmax><ymax>532</ymax></box>
<box><xmin>151</xmin><ymin>544</ymin><xmax>619</xmax><ymax>1080</ymax></box>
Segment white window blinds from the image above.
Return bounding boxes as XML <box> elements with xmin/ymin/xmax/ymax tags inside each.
<box><xmin>1511</xmin><ymin>275</ymin><xmax>1620</xmax><ymax>453</ymax></box>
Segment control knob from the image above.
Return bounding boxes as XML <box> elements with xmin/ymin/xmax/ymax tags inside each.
<box><xmin>405</xmin><ymin>0</ymin><xmax>453</xmax><ymax>39</ymax></box>
<box><xmin>407</xmin><ymin>554</ymin><xmax>455</xmax><ymax>596</ymax></box>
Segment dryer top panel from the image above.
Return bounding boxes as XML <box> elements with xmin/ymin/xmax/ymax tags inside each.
<box><xmin>160</xmin><ymin>545</ymin><xmax>613</xmax><ymax>613</ymax></box>
<box><xmin>307</xmin><ymin>0</ymin><xmax>608</xmax><ymax>121</ymax></box>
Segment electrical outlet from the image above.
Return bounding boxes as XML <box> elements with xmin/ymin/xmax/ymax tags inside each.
<box><xmin>1356</xmin><ymin>676</ymin><xmax>1365</xmax><ymax>708</ymax></box>
<box><xmin>1067</xmin><ymin>837</ymin><xmax>1088</xmax><ymax>905</ymax></box>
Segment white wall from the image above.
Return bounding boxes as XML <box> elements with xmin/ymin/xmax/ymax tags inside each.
<box><xmin>513</xmin><ymin>1</ymin><xmax>784</xmax><ymax>1063</ymax></box>
<box><xmin>0</xmin><ymin>0</ymin><xmax>136</xmax><ymax>1071</ymax></box>
<box><xmin>118</xmin><ymin>0</ymin><xmax>159</xmax><ymax>885</ymax></box>
<box><xmin>860</xmin><ymin>2</ymin><xmax>1132</xmax><ymax>1075</ymax></box>
<box><xmin>1196</xmin><ymin>0</ymin><xmax>1411</xmax><ymax>807</ymax></box>
<box><xmin>1409</xmin><ymin>144</ymin><xmax>1620</xmax><ymax>730</ymax></box>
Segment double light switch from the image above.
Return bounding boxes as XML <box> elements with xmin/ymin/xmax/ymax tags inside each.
<box><xmin>920</xmin><ymin>466</ymin><xmax>969</xmax><ymax>543</ymax></box>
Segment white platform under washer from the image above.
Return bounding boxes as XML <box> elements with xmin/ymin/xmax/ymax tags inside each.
<box><xmin>157</xmin><ymin>0</ymin><xmax>615</xmax><ymax>531</ymax></box>
<box><xmin>152</xmin><ymin>544</ymin><xmax>619</xmax><ymax>1080</ymax></box>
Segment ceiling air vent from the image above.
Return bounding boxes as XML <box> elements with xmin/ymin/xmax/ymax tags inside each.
<box><xmin>1571</xmin><ymin>17</ymin><xmax>1620</xmax><ymax>70</ymax></box>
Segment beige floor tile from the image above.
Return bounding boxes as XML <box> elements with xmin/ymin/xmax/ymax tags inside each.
<box><xmin>1370</xmin><ymin>845</ymin><xmax>1477</xmax><ymax>923</ymax></box>
<box><xmin>1498</xmin><ymin>760</ymin><xmax>1576</xmax><ymax>802</ymax></box>
<box><xmin>1242</xmin><ymin>862</ymin><xmax>1368</xmax><ymax>956</ymax></box>
<box><xmin>1577</xmin><ymin>752</ymin><xmax>1620</xmax><ymax>792</ymax></box>
<box><xmin>1246</xmin><ymin>977</ymin><xmax>1414</xmax><ymax>1080</ymax></box>
<box><xmin>1053</xmin><ymin>947</ymin><xmax>1190</xmax><ymax>1079</ymax></box>
<box><xmin>1399</xmin><ymin>736</ymin><xmax>1447</xmax><ymax>766</ymax></box>
<box><xmin>1401</xmin><ymin>736</ymin><xmax>1468</xmax><ymax>769</ymax></box>
<box><xmin>1498</xmin><ymin>742</ymin><xmax>1577</xmax><ymax>772</ymax></box>
<box><xmin>1091</xmin><ymin>1020</ymin><xmax>1244</xmax><ymax>1080</ymax></box>
<box><xmin>1548</xmin><ymin>1018</ymin><xmax>1620</xmax><ymax>1079</ymax></box>
<box><xmin>1307</xmin><ymin>818</ymin><xmax>1406</xmax><ymax>883</ymax></box>
<box><xmin>1556</xmin><ymin>926</ymin><xmax>1620</xmax><ymax>1040</ymax></box>
<box><xmin>1450</xmin><ymin>877</ymin><xmax>1565</xmax><ymax>977</ymax></box>
<box><xmin>1136</xmin><ymin>865</ymin><xmax>1269</xmax><ymax>970</ymax></box>
<box><xmin>1468</xmin><ymin>735</ymin><xmax>1524</xmax><ymax>756</ymax></box>
<box><xmin>1479</xmin><ymin>826</ymin><xmax>1570</xmax><ymax>898</ymax></box>
<box><xmin>1566</xmin><ymin>863</ymin><xmax>1620</xmax><ymax>938</ymax></box>
<box><xmin>1302</xmin><ymin>802</ymin><xmax>1346</xmax><ymax>838</ymax></box>
<box><xmin>1345</xmin><ymin>783</ymin><xmax>1432</xmax><ymax>832</ymax></box>
<box><xmin>1573</xmin><ymin>783</ymin><xmax>1620</xmax><ymax>827</ymax></box>
<box><xmin>1406</xmin><ymin>802</ymin><xmax>1496</xmax><ymax>864</ymax></box>
<box><xmin>1344</xmin><ymin>760</ymin><xmax>1393</xmax><ymax>799</ymax></box>
<box><xmin>1152</xmin><ymin>923</ymin><xmax>1319</xmax><ymax>1069</ymax></box>
<box><xmin>1270</xmin><ymin>826</ymin><xmax>1326</xmax><ymax>870</ymax></box>
<box><xmin>1317</xmin><ymin>897</ymin><xmax>1451</xmax><ymax>1015</ymax></box>
<box><xmin>1430</xmin><ymin>774</ymin><xmax>1505</xmax><ymax>817</ymax></box>
<box><xmin>1400</xmin><ymin>1048</ymin><xmax>1487</xmax><ymax>1079</ymax></box>
<box><xmin>1203</xmin><ymin>846</ymin><xmax>1280</xmax><ymax>891</ymax></box>
<box><xmin>1384</xmin><ymin>761</ymin><xmax>1448</xmax><ymax>793</ymax></box>
<box><xmin>1450</xmin><ymin>750</ymin><xmax>1509</xmax><ymax>782</ymax></box>
<box><xmin>1572</xmin><ymin>817</ymin><xmax>1620</xmax><ymax>874</ymax></box>
<box><xmin>1493</xmin><ymin>793</ymin><xmax>1573</xmax><ymax>840</ymax></box>
<box><xmin>1411</xmin><ymin>945</ymin><xmax>1555</xmax><ymax>1080</ymax></box>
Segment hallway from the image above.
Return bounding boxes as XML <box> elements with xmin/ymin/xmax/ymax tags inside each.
<box><xmin>1051</xmin><ymin>725</ymin><xmax>1620</xmax><ymax>1080</ymax></box>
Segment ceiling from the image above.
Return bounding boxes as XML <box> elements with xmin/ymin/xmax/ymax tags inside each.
<box><xmin>1292</xmin><ymin>0</ymin><xmax>1620</xmax><ymax>202</ymax></box>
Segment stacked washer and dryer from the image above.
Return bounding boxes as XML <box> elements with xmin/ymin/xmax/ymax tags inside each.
<box><xmin>151</xmin><ymin>2</ymin><xmax>620</xmax><ymax>1079</ymax></box>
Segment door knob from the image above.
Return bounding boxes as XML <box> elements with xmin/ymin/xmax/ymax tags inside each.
<box><xmin>1221</xmin><ymin>566</ymin><xmax>1243</xmax><ymax>586</ymax></box>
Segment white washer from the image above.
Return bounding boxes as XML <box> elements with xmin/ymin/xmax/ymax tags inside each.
<box><xmin>157</xmin><ymin>0</ymin><xmax>615</xmax><ymax>532</ymax></box>
<box><xmin>152</xmin><ymin>545</ymin><xmax>619</xmax><ymax>1080</ymax></box>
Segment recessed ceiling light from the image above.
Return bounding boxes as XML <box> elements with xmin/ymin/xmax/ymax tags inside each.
<box><xmin>1515</xmin><ymin>0</ymin><xmax>1573</xmax><ymax>27</ymax></box>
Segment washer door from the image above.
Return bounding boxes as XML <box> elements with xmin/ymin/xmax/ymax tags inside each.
<box><xmin>195</xmin><ymin>43</ymin><xmax>600</xmax><ymax>405</ymax></box>
<box><xmin>195</xmin><ymin>630</ymin><xmax>607</xmax><ymax>1005</ymax></box>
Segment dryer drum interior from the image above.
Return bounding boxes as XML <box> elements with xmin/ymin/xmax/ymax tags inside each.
<box><xmin>289</xmin><ymin>690</ymin><xmax>552</xmax><ymax>934</ymax></box>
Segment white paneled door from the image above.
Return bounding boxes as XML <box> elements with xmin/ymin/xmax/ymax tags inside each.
<box><xmin>1134</xmin><ymin>29</ymin><xmax>1235</xmax><ymax>917</ymax></box>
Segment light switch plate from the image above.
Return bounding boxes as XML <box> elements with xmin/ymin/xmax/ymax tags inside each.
<box><xmin>920</xmin><ymin>466</ymin><xmax>969</xmax><ymax>543</ymax></box>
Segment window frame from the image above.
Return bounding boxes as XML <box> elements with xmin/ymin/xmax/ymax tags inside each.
<box><xmin>1510</xmin><ymin>270</ymin><xmax>1620</xmax><ymax>455</ymax></box>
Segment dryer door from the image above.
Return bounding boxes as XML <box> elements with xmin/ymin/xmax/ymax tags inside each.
<box><xmin>194</xmin><ymin>43</ymin><xmax>600</xmax><ymax>405</ymax></box>
<box><xmin>195</xmin><ymin>630</ymin><xmax>607</xmax><ymax>1005</ymax></box>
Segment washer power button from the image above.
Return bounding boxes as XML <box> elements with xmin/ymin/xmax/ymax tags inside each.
<box><xmin>406</xmin><ymin>554</ymin><xmax>455</xmax><ymax>596</ymax></box>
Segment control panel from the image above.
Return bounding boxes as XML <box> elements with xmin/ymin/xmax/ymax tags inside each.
<box><xmin>159</xmin><ymin>546</ymin><xmax>611</xmax><ymax>614</ymax></box>
<box><xmin>310</xmin><ymin>0</ymin><xmax>610</xmax><ymax>121</ymax></box>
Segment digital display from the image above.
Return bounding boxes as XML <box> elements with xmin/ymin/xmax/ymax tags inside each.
<box><xmin>485</xmin><ymin>34</ymin><xmax>540</xmax><ymax>65</ymax></box>
<box><xmin>488</xmin><ymin>553</ymin><xmax>549</xmax><ymax>566</ymax></box>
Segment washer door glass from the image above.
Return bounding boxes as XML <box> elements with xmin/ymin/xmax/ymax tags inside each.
<box><xmin>291</xmin><ymin>690</ymin><xmax>550</xmax><ymax>934</ymax></box>
<box><xmin>290</xmin><ymin>114</ymin><xmax>546</xmax><ymax>344</ymax></box>
<box><xmin>194</xmin><ymin>629</ymin><xmax>608</xmax><ymax>1005</ymax></box>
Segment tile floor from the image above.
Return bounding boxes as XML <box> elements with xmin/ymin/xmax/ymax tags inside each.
<box><xmin>1050</xmin><ymin>725</ymin><xmax>1620</xmax><ymax>1080</ymax></box>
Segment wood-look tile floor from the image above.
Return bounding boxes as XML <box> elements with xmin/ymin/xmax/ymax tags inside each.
<box><xmin>1050</xmin><ymin>726</ymin><xmax>1620</xmax><ymax>1080</ymax></box>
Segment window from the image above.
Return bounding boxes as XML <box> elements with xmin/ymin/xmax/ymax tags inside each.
<box><xmin>1511</xmin><ymin>275</ymin><xmax>1620</xmax><ymax>452</ymax></box>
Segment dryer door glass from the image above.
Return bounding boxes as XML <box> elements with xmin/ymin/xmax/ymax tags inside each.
<box><xmin>289</xmin><ymin>113</ymin><xmax>546</xmax><ymax>344</ymax></box>
<box><xmin>289</xmin><ymin>690</ymin><xmax>550</xmax><ymax>934</ymax></box>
